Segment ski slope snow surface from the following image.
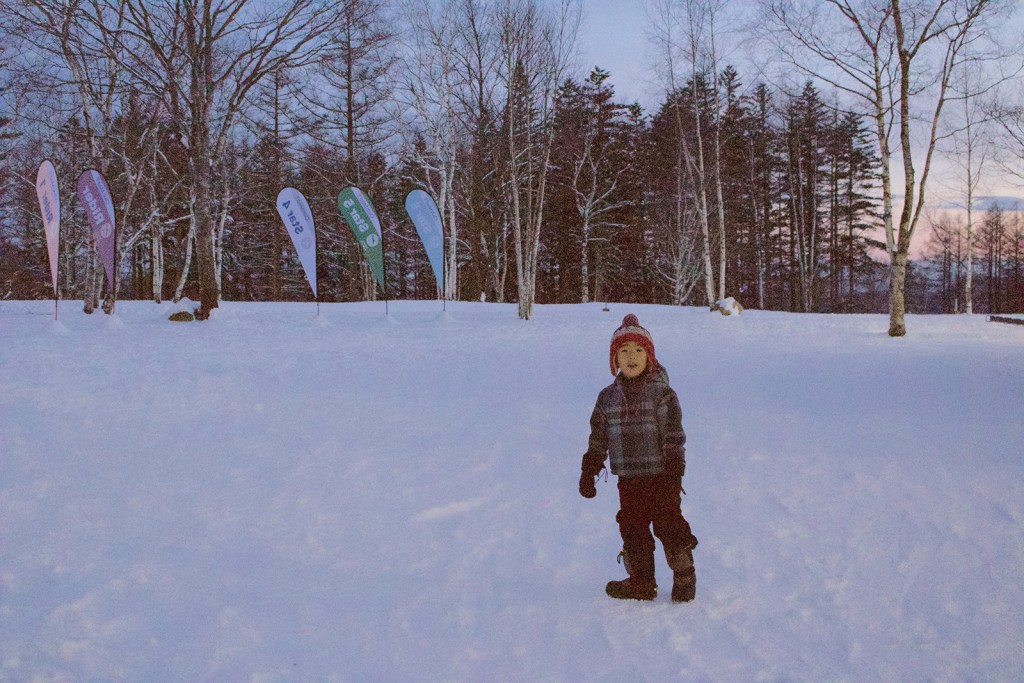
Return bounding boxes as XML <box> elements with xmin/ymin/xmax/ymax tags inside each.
<box><xmin>1</xmin><ymin>300</ymin><xmax>1022</xmax><ymax>681</ymax></box>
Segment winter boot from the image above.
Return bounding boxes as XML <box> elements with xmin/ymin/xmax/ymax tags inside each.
<box><xmin>606</xmin><ymin>548</ymin><xmax>657</xmax><ymax>601</ymax></box>
<box><xmin>666</xmin><ymin>547</ymin><xmax>696</xmax><ymax>603</ymax></box>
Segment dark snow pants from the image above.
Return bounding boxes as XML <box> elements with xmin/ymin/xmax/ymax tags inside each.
<box><xmin>616</xmin><ymin>474</ymin><xmax>697</xmax><ymax>581</ymax></box>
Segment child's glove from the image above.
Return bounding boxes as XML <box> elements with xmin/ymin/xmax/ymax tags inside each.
<box><xmin>663</xmin><ymin>458</ymin><xmax>685</xmax><ymax>494</ymax></box>
<box><xmin>579</xmin><ymin>450</ymin><xmax>604</xmax><ymax>499</ymax></box>
<box><xmin>579</xmin><ymin>471</ymin><xmax>597</xmax><ymax>498</ymax></box>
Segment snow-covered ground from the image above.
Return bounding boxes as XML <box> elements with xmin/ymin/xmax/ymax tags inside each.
<box><xmin>2</xmin><ymin>299</ymin><xmax>1022</xmax><ymax>682</ymax></box>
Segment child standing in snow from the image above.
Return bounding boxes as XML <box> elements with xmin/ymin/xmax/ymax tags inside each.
<box><xmin>579</xmin><ymin>314</ymin><xmax>698</xmax><ymax>602</ymax></box>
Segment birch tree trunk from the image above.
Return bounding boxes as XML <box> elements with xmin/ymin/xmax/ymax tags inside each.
<box><xmin>445</xmin><ymin>161</ymin><xmax>458</xmax><ymax>300</ymax></box>
<box><xmin>965</xmin><ymin>147</ymin><xmax>976</xmax><ymax>315</ymax></box>
<box><xmin>174</xmin><ymin>222</ymin><xmax>195</xmax><ymax>303</ymax></box>
<box><xmin>690</xmin><ymin>88</ymin><xmax>716</xmax><ymax>309</ymax></box>
<box><xmin>151</xmin><ymin>225</ymin><xmax>164</xmax><ymax>303</ymax></box>
<box><xmin>189</xmin><ymin>93</ymin><xmax>219</xmax><ymax>318</ymax></box>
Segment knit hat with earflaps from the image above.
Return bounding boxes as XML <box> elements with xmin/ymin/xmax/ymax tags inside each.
<box><xmin>609</xmin><ymin>314</ymin><xmax>658</xmax><ymax>376</ymax></box>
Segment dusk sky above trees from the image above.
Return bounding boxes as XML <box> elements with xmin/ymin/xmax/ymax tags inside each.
<box><xmin>581</xmin><ymin>0</ymin><xmax>1023</xmax><ymax>198</ymax></box>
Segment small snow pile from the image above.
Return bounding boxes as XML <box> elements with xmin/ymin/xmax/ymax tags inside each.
<box><xmin>715</xmin><ymin>297</ymin><xmax>743</xmax><ymax>316</ymax></box>
<box><xmin>167</xmin><ymin>297</ymin><xmax>197</xmax><ymax>322</ymax></box>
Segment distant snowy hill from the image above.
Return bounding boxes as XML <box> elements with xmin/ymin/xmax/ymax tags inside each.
<box><xmin>2</xmin><ymin>300</ymin><xmax>1022</xmax><ymax>681</ymax></box>
<box><xmin>929</xmin><ymin>195</ymin><xmax>1024</xmax><ymax>210</ymax></box>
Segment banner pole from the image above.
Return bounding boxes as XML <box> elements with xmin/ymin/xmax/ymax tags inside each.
<box><xmin>52</xmin><ymin>222</ymin><xmax>58</xmax><ymax>321</ymax></box>
<box><xmin>112</xmin><ymin>222</ymin><xmax>118</xmax><ymax>314</ymax></box>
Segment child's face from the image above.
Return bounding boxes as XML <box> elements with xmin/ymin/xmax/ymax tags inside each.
<box><xmin>616</xmin><ymin>342</ymin><xmax>648</xmax><ymax>379</ymax></box>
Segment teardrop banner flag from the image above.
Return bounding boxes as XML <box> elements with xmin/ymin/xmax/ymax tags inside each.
<box><xmin>337</xmin><ymin>186</ymin><xmax>385</xmax><ymax>290</ymax></box>
<box><xmin>76</xmin><ymin>169</ymin><xmax>117</xmax><ymax>290</ymax></box>
<box><xmin>404</xmin><ymin>189</ymin><xmax>444</xmax><ymax>295</ymax></box>
<box><xmin>35</xmin><ymin>160</ymin><xmax>61</xmax><ymax>295</ymax></box>
<box><xmin>275</xmin><ymin>187</ymin><xmax>317</xmax><ymax>298</ymax></box>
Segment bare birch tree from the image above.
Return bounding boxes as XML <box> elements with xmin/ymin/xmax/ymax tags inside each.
<box><xmin>499</xmin><ymin>0</ymin><xmax>579</xmax><ymax>320</ymax></box>
<box><xmin>766</xmin><ymin>0</ymin><xmax>1008</xmax><ymax>336</ymax></box>
<box><xmin>944</xmin><ymin>81</ymin><xmax>990</xmax><ymax>314</ymax></box>
<box><xmin>1</xmin><ymin>0</ymin><xmax>136</xmax><ymax>313</ymax></box>
<box><xmin>569</xmin><ymin>70</ymin><xmax>633</xmax><ymax>304</ymax></box>
<box><xmin>117</xmin><ymin>0</ymin><xmax>352</xmax><ymax>319</ymax></box>
<box><xmin>395</xmin><ymin>0</ymin><xmax>466</xmax><ymax>300</ymax></box>
<box><xmin>652</xmin><ymin>196</ymin><xmax>704</xmax><ymax>305</ymax></box>
<box><xmin>645</xmin><ymin>0</ymin><xmax>729</xmax><ymax>309</ymax></box>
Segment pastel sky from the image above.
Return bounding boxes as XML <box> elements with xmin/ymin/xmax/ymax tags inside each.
<box><xmin>577</xmin><ymin>0</ymin><xmax>660</xmax><ymax>108</ymax></box>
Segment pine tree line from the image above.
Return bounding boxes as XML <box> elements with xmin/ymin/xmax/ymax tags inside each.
<box><xmin>0</xmin><ymin>64</ymin><xmax>887</xmax><ymax>312</ymax></box>
<box><xmin>536</xmin><ymin>71</ymin><xmax>883</xmax><ymax>313</ymax></box>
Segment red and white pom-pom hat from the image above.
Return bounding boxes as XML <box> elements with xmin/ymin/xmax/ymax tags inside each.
<box><xmin>609</xmin><ymin>314</ymin><xmax>658</xmax><ymax>375</ymax></box>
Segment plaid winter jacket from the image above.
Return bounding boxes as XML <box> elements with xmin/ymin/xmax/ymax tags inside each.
<box><xmin>582</xmin><ymin>365</ymin><xmax>686</xmax><ymax>479</ymax></box>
